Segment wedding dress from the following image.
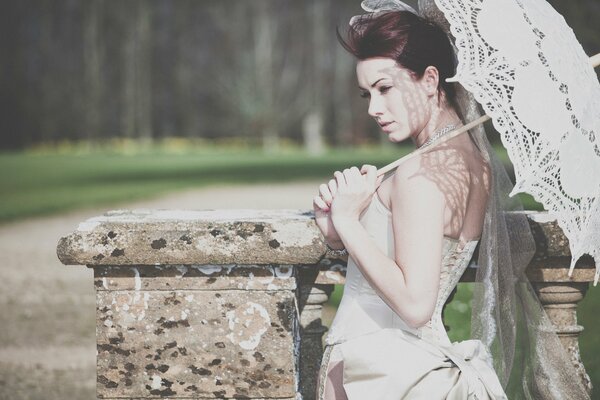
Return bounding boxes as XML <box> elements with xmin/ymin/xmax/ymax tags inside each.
<box><xmin>316</xmin><ymin>191</ymin><xmax>507</xmax><ymax>399</ymax></box>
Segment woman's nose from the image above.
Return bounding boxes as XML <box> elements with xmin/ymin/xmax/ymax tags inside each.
<box><xmin>367</xmin><ymin>96</ymin><xmax>384</xmax><ymax>118</ymax></box>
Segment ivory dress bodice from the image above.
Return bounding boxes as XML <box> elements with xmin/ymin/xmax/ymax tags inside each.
<box><xmin>324</xmin><ymin>193</ymin><xmax>479</xmax><ymax>347</ymax></box>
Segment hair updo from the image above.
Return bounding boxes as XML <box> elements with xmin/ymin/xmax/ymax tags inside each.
<box><xmin>337</xmin><ymin>11</ymin><xmax>460</xmax><ymax>114</ymax></box>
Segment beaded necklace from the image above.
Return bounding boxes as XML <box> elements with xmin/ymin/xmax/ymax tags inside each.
<box><xmin>417</xmin><ymin>123</ymin><xmax>459</xmax><ymax>149</ymax></box>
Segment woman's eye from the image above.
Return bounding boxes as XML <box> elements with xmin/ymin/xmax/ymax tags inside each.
<box><xmin>360</xmin><ymin>91</ymin><xmax>370</xmax><ymax>99</ymax></box>
<box><xmin>379</xmin><ymin>86</ymin><xmax>391</xmax><ymax>94</ymax></box>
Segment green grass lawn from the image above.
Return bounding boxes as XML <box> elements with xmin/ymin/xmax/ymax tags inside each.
<box><xmin>0</xmin><ymin>144</ymin><xmax>541</xmax><ymax>223</ymax></box>
<box><xmin>0</xmin><ymin>147</ymin><xmax>402</xmax><ymax>222</ymax></box>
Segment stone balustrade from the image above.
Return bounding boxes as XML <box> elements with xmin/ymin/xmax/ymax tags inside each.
<box><xmin>57</xmin><ymin>209</ymin><xmax>595</xmax><ymax>399</ymax></box>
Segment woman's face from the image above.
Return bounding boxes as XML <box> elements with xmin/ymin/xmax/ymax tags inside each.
<box><xmin>356</xmin><ymin>57</ymin><xmax>432</xmax><ymax>143</ymax></box>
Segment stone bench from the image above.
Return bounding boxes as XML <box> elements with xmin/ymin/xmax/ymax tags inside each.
<box><xmin>56</xmin><ymin>209</ymin><xmax>595</xmax><ymax>399</ymax></box>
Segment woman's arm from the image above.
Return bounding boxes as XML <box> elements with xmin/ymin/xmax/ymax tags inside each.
<box><xmin>331</xmin><ymin>160</ymin><xmax>445</xmax><ymax>328</ymax></box>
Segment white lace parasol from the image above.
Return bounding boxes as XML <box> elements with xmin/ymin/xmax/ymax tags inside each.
<box><xmin>428</xmin><ymin>0</ymin><xmax>600</xmax><ymax>283</ymax></box>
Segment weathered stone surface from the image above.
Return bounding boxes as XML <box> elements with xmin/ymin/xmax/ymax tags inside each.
<box><xmin>57</xmin><ymin>209</ymin><xmax>326</xmax><ymax>266</ymax></box>
<box><xmin>304</xmin><ymin>259</ymin><xmax>346</xmax><ymax>286</ymax></box>
<box><xmin>524</xmin><ymin>211</ymin><xmax>573</xmax><ymax>259</ymax></box>
<box><xmin>96</xmin><ymin>289</ymin><xmax>298</xmax><ymax>398</ymax></box>
<box><xmin>533</xmin><ymin>282</ymin><xmax>593</xmax><ymax>394</ymax></box>
<box><xmin>296</xmin><ymin>268</ymin><xmax>334</xmax><ymax>400</ymax></box>
<box><xmin>527</xmin><ymin>256</ymin><xmax>596</xmax><ymax>282</ymax></box>
<box><xmin>94</xmin><ymin>265</ymin><xmax>297</xmax><ymax>291</ymax></box>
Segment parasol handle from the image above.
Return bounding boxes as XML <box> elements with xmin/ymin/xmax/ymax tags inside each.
<box><xmin>376</xmin><ymin>115</ymin><xmax>490</xmax><ymax>177</ymax></box>
<box><xmin>377</xmin><ymin>53</ymin><xmax>600</xmax><ymax>178</ymax></box>
<box><xmin>591</xmin><ymin>52</ymin><xmax>600</xmax><ymax>68</ymax></box>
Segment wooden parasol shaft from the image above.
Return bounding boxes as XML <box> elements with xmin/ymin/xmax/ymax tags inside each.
<box><xmin>376</xmin><ymin>52</ymin><xmax>600</xmax><ymax>177</ymax></box>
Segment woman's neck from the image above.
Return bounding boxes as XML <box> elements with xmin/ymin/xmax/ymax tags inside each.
<box><xmin>413</xmin><ymin>103</ymin><xmax>462</xmax><ymax>148</ymax></box>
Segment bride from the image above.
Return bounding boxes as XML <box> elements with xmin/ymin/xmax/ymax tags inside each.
<box><xmin>311</xmin><ymin>2</ymin><xmax>591</xmax><ymax>399</ymax></box>
<box><xmin>312</xmin><ymin>9</ymin><xmax>503</xmax><ymax>399</ymax></box>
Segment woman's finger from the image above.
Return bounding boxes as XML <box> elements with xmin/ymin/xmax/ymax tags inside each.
<box><xmin>343</xmin><ymin>168</ymin><xmax>356</xmax><ymax>186</ymax></box>
<box><xmin>319</xmin><ymin>183</ymin><xmax>332</xmax><ymax>205</ymax></box>
<box><xmin>313</xmin><ymin>195</ymin><xmax>329</xmax><ymax>212</ymax></box>
<box><xmin>360</xmin><ymin>164</ymin><xmax>375</xmax><ymax>175</ymax></box>
<box><xmin>349</xmin><ymin>166</ymin><xmax>362</xmax><ymax>186</ymax></box>
<box><xmin>363</xmin><ymin>164</ymin><xmax>377</xmax><ymax>186</ymax></box>
<box><xmin>328</xmin><ymin>179</ymin><xmax>337</xmax><ymax>196</ymax></box>
<box><xmin>334</xmin><ymin>170</ymin><xmax>346</xmax><ymax>188</ymax></box>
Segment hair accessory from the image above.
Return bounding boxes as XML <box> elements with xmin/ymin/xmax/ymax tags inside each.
<box><xmin>350</xmin><ymin>0</ymin><xmax>419</xmax><ymax>28</ymax></box>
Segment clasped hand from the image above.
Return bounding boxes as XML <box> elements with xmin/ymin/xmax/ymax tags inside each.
<box><xmin>313</xmin><ymin>165</ymin><xmax>383</xmax><ymax>243</ymax></box>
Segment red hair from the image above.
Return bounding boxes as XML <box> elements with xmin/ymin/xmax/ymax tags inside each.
<box><xmin>337</xmin><ymin>11</ymin><xmax>459</xmax><ymax>111</ymax></box>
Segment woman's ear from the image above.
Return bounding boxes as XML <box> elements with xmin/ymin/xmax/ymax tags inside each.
<box><xmin>422</xmin><ymin>66</ymin><xmax>439</xmax><ymax>97</ymax></box>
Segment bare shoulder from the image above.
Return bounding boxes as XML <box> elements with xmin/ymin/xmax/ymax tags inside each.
<box><xmin>389</xmin><ymin>148</ymin><xmax>464</xmax><ymax>203</ymax></box>
<box><xmin>389</xmin><ymin>151</ymin><xmax>448</xmax><ymax>213</ymax></box>
<box><xmin>391</xmin><ymin>152</ymin><xmax>422</xmax><ymax>181</ymax></box>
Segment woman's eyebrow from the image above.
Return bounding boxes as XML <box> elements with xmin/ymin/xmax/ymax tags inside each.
<box><xmin>358</xmin><ymin>77</ymin><xmax>386</xmax><ymax>91</ymax></box>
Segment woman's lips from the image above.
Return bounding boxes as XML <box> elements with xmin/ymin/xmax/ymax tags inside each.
<box><xmin>379</xmin><ymin>121</ymin><xmax>394</xmax><ymax>132</ymax></box>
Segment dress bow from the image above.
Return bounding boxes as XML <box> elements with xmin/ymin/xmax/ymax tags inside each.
<box><xmin>438</xmin><ymin>339</ymin><xmax>506</xmax><ymax>399</ymax></box>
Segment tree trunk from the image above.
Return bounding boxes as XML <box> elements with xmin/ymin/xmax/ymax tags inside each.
<box><xmin>136</xmin><ymin>0</ymin><xmax>153</xmax><ymax>143</ymax></box>
<box><xmin>252</xmin><ymin>0</ymin><xmax>279</xmax><ymax>152</ymax></box>
<box><xmin>302</xmin><ymin>0</ymin><xmax>328</xmax><ymax>155</ymax></box>
<box><xmin>332</xmin><ymin>26</ymin><xmax>354</xmax><ymax>147</ymax></box>
<box><xmin>83</xmin><ymin>0</ymin><xmax>103</xmax><ymax>144</ymax></box>
<box><xmin>121</xmin><ymin>0</ymin><xmax>153</xmax><ymax>142</ymax></box>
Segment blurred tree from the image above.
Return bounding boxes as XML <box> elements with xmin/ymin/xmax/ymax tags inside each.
<box><xmin>207</xmin><ymin>0</ymin><xmax>309</xmax><ymax>150</ymax></box>
<box><xmin>252</xmin><ymin>0</ymin><xmax>279</xmax><ymax>151</ymax></box>
<box><xmin>121</xmin><ymin>0</ymin><xmax>153</xmax><ymax>142</ymax></box>
<box><xmin>83</xmin><ymin>0</ymin><xmax>103</xmax><ymax>144</ymax></box>
<box><xmin>0</xmin><ymin>0</ymin><xmax>596</xmax><ymax>150</ymax></box>
<box><xmin>303</xmin><ymin>0</ymin><xmax>329</xmax><ymax>156</ymax></box>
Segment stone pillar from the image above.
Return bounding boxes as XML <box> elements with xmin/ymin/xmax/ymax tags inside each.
<box><xmin>93</xmin><ymin>264</ymin><xmax>299</xmax><ymax>399</ymax></box>
<box><xmin>296</xmin><ymin>258</ymin><xmax>343</xmax><ymax>400</ymax></box>
<box><xmin>57</xmin><ymin>209</ymin><xmax>327</xmax><ymax>399</ymax></box>
<box><xmin>532</xmin><ymin>282</ymin><xmax>592</xmax><ymax>393</ymax></box>
<box><xmin>525</xmin><ymin>211</ymin><xmax>596</xmax><ymax>396</ymax></box>
<box><xmin>296</xmin><ymin>282</ymin><xmax>331</xmax><ymax>400</ymax></box>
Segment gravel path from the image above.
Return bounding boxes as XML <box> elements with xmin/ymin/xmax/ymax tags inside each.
<box><xmin>0</xmin><ymin>180</ymin><xmax>335</xmax><ymax>399</ymax></box>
